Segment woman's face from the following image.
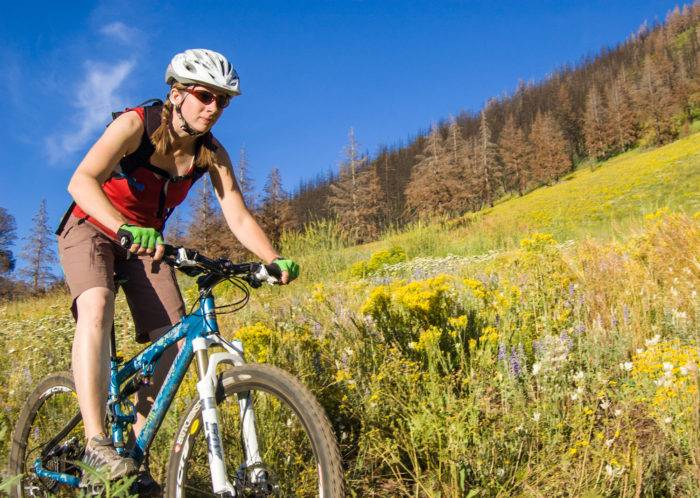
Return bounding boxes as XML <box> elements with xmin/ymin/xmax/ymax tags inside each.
<box><xmin>172</xmin><ymin>84</ymin><xmax>230</xmax><ymax>133</ymax></box>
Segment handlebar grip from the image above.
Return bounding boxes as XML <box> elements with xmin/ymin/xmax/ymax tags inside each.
<box><xmin>266</xmin><ymin>263</ymin><xmax>283</xmax><ymax>280</ymax></box>
<box><xmin>117</xmin><ymin>229</ymin><xmax>133</xmax><ymax>250</ymax></box>
<box><xmin>162</xmin><ymin>244</ymin><xmax>179</xmax><ymax>258</ymax></box>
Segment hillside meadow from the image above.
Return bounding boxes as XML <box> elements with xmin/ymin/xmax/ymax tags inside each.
<box><xmin>1</xmin><ymin>133</ymin><xmax>699</xmax><ymax>496</ymax></box>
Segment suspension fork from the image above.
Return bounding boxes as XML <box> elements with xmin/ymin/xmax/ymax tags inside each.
<box><xmin>193</xmin><ymin>337</ymin><xmax>234</xmax><ymax>495</ymax></box>
<box><xmin>193</xmin><ymin>335</ymin><xmax>265</xmax><ymax>494</ymax></box>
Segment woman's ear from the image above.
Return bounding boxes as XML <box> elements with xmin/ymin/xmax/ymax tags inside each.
<box><xmin>169</xmin><ymin>88</ymin><xmax>181</xmax><ymax>106</ymax></box>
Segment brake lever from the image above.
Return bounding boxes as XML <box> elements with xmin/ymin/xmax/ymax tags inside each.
<box><xmin>253</xmin><ymin>264</ymin><xmax>280</xmax><ymax>286</ymax></box>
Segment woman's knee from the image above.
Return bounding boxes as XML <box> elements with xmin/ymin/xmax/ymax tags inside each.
<box><xmin>75</xmin><ymin>287</ymin><xmax>115</xmax><ymax>326</ymax></box>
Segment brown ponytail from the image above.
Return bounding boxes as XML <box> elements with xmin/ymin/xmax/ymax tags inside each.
<box><xmin>150</xmin><ymin>84</ymin><xmax>219</xmax><ymax>170</ymax></box>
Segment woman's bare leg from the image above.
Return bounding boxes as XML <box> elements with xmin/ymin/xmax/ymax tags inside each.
<box><xmin>72</xmin><ymin>287</ymin><xmax>115</xmax><ymax>440</ymax></box>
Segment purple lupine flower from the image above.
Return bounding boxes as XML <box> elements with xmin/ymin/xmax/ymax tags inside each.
<box><xmin>569</xmin><ymin>282</ymin><xmax>576</xmax><ymax>298</ymax></box>
<box><xmin>340</xmin><ymin>350</ymin><xmax>350</xmax><ymax>368</ymax></box>
<box><xmin>533</xmin><ymin>339</ymin><xmax>543</xmax><ymax>357</ymax></box>
<box><xmin>490</xmin><ymin>273</ymin><xmax>499</xmax><ymax>287</ymax></box>
<box><xmin>575</xmin><ymin>323</ymin><xmax>586</xmax><ymax>335</ymax></box>
<box><xmin>612</xmin><ymin>316</ymin><xmax>619</xmax><ymax>328</ymax></box>
<box><xmin>509</xmin><ymin>347</ymin><xmax>522</xmax><ymax>377</ymax></box>
<box><xmin>518</xmin><ymin>343</ymin><xmax>527</xmax><ymax>372</ymax></box>
<box><xmin>623</xmin><ymin>305</ymin><xmax>630</xmax><ymax>326</ymax></box>
<box><xmin>312</xmin><ymin>352</ymin><xmax>323</xmax><ymax>375</ymax></box>
<box><xmin>560</xmin><ymin>331</ymin><xmax>573</xmax><ymax>353</ymax></box>
<box><xmin>498</xmin><ymin>342</ymin><xmax>507</xmax><ymax>362</ymax></box>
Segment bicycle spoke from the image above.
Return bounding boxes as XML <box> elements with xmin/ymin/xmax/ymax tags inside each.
<box><xmin>183</xmin><ymin>484</ymin><xmax>220</xmax><ymax>497</ymax></box>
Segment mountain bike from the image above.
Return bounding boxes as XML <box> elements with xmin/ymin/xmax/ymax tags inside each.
<box><xmin>8</xmin><ymin>244</ymin><xmax>345</xmax><ymax>497</ymax></box>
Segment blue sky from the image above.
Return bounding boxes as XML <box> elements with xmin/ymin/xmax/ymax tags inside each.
<box><xmin>0</xmin><ymin>0</ymin><xmax>682</xmax><ymax>271</ymax></box>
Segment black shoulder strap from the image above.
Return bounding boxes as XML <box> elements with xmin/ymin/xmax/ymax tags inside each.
<box><xmin>117</xmin><ymin>101</ymin><xmax>164</xmax><ymax>176</ymax></box>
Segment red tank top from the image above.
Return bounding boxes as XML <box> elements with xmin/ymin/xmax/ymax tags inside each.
<box><xmin>72</xmin><ymin>107</ymin><xmax>207</xmax><ymax>238</ymax></box>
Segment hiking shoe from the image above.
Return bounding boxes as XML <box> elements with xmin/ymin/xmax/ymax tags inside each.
<box><xmin>81</xmin><ymin>433</ymin><xmax>138</xmax><ymax>484</ymax></box>
<box><xmin>130</xmin><ymin>464</ymin><xmax>163</xmax><ymax>497</ymax></box>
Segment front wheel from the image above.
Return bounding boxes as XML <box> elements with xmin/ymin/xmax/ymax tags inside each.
<box><xmin>165</xmin><ymin>363</ymin><xmax>345</xmax><ymax>497</ymax></box>
<box><xmin>8</xmin><ymin>372</ymin><xmax>84</xmax><ymax>498</ymax></box>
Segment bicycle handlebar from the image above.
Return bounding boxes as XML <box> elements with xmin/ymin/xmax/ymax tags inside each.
<box><xmin>119</xmin><ymin>238</ymin><xmax>282</xmax><ymax>286</ymax></box>
<box><xmin>162</xmin><ymin>244</ymin><xmax>282</xmax><ymax>284</ymax></box>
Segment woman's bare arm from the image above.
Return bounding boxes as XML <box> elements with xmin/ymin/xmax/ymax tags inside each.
<box><xmin>67</xmin><ymin>112</ymin><xmax>144</xmax><ymax>234</ymax></box>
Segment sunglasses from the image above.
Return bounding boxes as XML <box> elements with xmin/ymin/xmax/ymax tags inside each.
<box><xmin>183</xmin><ymin>87</ymin><xmax>231</xmax><ymax>109</ymax></box>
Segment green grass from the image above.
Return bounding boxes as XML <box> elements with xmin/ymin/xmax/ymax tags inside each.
<box><xmin>1</xmin><ymin>134</ymin><xmax>699</xmax><ymax>496</ymax></box>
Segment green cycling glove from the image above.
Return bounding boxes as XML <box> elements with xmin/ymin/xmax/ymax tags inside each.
<box><xmin>272</xmin><ymin>257</ymin><xmax>300</xmax><ymax>282</ymax></box>
<box><xmin>117</xmin><ymin>224</ymin><xmax>165</xmax><ymax>250</ymax></box>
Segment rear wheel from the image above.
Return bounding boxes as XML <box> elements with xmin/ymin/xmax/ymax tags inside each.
<box><xmin>166</xmin><ymin>363</ymin><xmax>344</xmax><ymax>497</ymax></box>
<box><xmin>8</xmin><ymin>372</ymin><xmax>84</xmax><ymax>498</ymax></box>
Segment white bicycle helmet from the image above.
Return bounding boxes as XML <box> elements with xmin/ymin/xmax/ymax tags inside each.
<box><xmin>166</xmin><ymin>49</ymin><xmax>241</xmax><ymax>96</ymax></box>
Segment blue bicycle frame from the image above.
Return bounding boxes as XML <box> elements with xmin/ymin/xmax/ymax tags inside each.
<box><xmin>34</xmin><ymin>291</ymin><xmax>248</xmax><ymax>489</ymax></box>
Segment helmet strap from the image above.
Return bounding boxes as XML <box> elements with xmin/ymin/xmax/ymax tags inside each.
<box><xmin>173</xmin><ymin>93</ymin><xmax>204</xmax><ymax>137</ymax></box>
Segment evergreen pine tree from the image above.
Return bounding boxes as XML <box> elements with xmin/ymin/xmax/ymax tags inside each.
<box><xmin>637</xmin><ymin>54</ymin><xmax>678</xmax><ymax>144</ymax></box>
<box><xmin>583</xmin><ymin>86</ymin><xmax>610</xmax><ymax>160</ymax></box>
<box><xmin>259</xmin><ymin>167</ymin><xmax>294</xmax><ymax>244</ymax></box>
<box><xmin>328</xmin><ymin>128</ymin><xmax>384</xmax><ymax>243</ymax></box>
<box><xmin>477</xmin><ymin>110</ymin><xmax>500</xmax><ymax>208</ymax></box>
<box><xmin>0</xmin><ymin>206</ymin><xmax>16</xmax><ymax>274</ymax></box>
<box><xmin>498</xmin><ymin>114</ymin><xmax>532</xmax><ymax>196</ymax></box>
<box><xmin>404</xmin><ymin>124</ymin><xmax>451</xmax><ymax>218</ymax></box>
<box><xmin>186</xmin><ymin>176</ymin><xmax>231</xmax><ymax>256</ymax></box>
<box><xmin>443</xmin><ymin>117</ymin><xmax>473</xmax><ymax>213</ymax></box>
<box><xmin>606</xmin><ymin>71</ymin><xmax>639</xmax><ymax>153</ymax></box>
<box><xmin>530</xmin><ymin>112</ymin><xmax>570</xmax><ymax>184</ymax></box>
<box><xmin>20</xmin><ymin>199</ymin><xmax>56</xmax><ymax>292</ymax></box>
<box><xmin>237</xmin><ymin>145</ymin><xmax>257</xmax><ymax>210</ymax></box>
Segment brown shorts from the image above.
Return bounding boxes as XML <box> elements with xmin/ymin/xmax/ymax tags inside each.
<box><xmin>58</xmin><ymin>215</ymin><xmax>186</xmax><ymax>343</ymax></box>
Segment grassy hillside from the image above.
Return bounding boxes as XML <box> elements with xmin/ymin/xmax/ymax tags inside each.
<box><xmin>1</xmin><ymin>136</ymin><xmax>699</xmax><ymax>496</ymax></box>
<box><xmin>286</xmin><ymin>131</ymin><xmax>700</xmax><ymax>281</ymax></box>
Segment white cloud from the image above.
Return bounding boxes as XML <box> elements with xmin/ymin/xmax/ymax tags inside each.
<box><xmin>45</xmin><ymin>59</ymin><xmax>134</xmax><ymax>165</ymax></box>
<box><xmin>100</xmin><ymin>21</ymin><xmax>139</xmax><ymax>44</ymax></box>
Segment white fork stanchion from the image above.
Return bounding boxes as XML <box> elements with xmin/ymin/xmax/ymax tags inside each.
<box><xmin>193</xmin><ymin>337</ymin><xmax>237</xmax><ymax>495</ymax></box>
<box><xmin>194</xmin><ymin>337</ymin><xmax>265</xmax><ymax>493</ymax></box>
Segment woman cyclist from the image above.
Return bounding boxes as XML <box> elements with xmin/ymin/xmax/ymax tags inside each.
<box><xmin>57</xmin><ymin>49</ymin><xmax>299</xmax><ymax>493</ymax></box>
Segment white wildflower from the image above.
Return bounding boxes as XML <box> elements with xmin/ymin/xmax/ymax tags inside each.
<box><xmin>636</xmin><ymin>348</ymin><xmax>644</xmax><ymax>354</ymax></box>
<box><xmin>605</xmin><ymin>464</ymin><xmax>624</xmax><ymax>479</ymax></box>
<box><xmin>664</xmin><ymin>416</ymin><xmax>673</xmax><ymax>424</ymax></box>
<box><xmin>619</xmin><ymin>361</ymin><xmax>633</xmax><ymax>372</ymax></box>
<box><xmin>574</xmin><ymin>370</ymin><xmax>585</xmax><ymax>382</ymax></box>
<box><xmin>571</xmin><ymin>392</ymin><xmax>579</xmax><ymax>401</ymax></box>
<box><xmin>663</xmin><ymin>362</ymin><xmax>674</xmax><ymax>372</ymax></box>
<box><xmin>680</xmin><ymin>366</ymin><xmax>688</xmax><ymax>376</ymax></box>
<box><xmin>654</xmin><ymin>377</ymin><xmax>672</xmax><ymax>388</ymax></box>
<box><xmin>604</xmin><ymin>438</ymin><xmax>615</xmax><ymax>448</ymax></box>
<box><xmin>614</xmin><ymin>409</ymin><xmax>622</xmax><ymax>417</ymax></box>
<box><xmin>532</xmin><ymin>362</ymin><xmax>542</xmax><ymax>376</ymax></box>
<box><xmin>600</xmin><ymin>399</ymin><xmax>611</xmax><ymax>410</ymax></box>
<box><xmin>645</xmin><ymin>334</ymin><xmax>661</xmax><ymax>347</ymax></box>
